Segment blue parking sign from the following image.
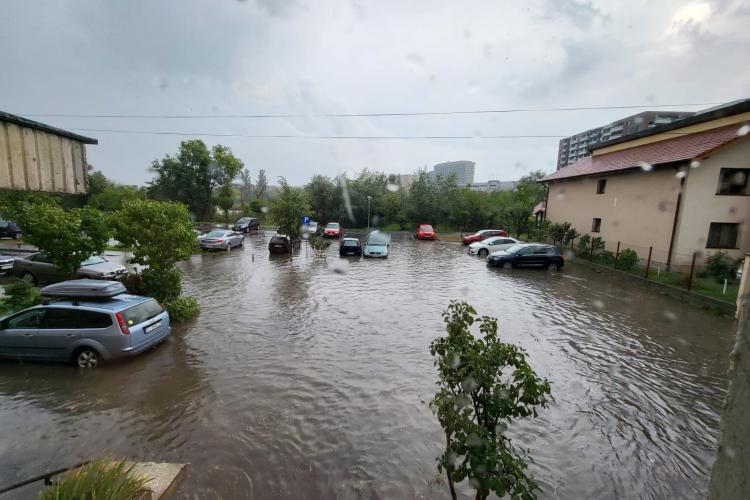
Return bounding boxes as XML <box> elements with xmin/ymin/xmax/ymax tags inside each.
<box><xmin>302</xmin><ymin>216</ymin><xmax>310</xmax><ymax>225</ymax></box>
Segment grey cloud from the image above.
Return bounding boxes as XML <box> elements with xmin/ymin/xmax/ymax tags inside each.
<box><xmin>255</xmin><ymin>0</ymin><xmax>302</xmax><ymax>18</ymax></box>
<box><xmin>542</xmin><ymin>0</ymin><xmax>610</xmax><ymax>30</ymax></box>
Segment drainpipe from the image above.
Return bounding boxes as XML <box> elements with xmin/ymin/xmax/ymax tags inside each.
<box><xmin>542</xmin><ymin>182</ymin><xmax>550</xmax><ymax>224</ymax></box>
<box><xmin>666</xmin><ymin>173</ymin><xmax>686</xmax><ymax>269</ymax></box>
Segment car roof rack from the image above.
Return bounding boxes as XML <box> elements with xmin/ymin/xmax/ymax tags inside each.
<box><xmin>40</xmin><ymin>280</ymin><xmax>127</xmax><ymax>300</ymax></box>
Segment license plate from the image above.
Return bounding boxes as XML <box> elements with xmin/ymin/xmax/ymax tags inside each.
<box><xmin>145</xmin><ymin>321</ymin><xmax>161</xmax><ymax>333</ymax></box>
<box><xmin>274</xmin><ymin>244</ymin><xmax>282</xmax><ymax>247</ymax></box>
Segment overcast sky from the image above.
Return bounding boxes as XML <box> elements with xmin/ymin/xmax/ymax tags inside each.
<box><xmin>1</xmin><ymin>0</ymin><xmax>749</xmax><ymax>186</ymax></box>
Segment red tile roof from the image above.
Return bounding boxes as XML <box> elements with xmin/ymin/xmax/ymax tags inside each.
<box><xmin>542</xmin><ymin>124</ymin><xmax>748</xmax><ymax>182</ymax></box>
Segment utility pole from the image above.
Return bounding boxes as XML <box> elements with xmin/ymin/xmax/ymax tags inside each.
<box><xmin>366</xmin><ymin>196</ymin><xmax>372</xmax><ymax>233</ymax></box>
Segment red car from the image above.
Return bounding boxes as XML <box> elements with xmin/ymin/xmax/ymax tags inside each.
<box><xmin>416</xmin><ymin>223</ymin><xmax>436</xmax><ymax>240</ymax></box>
<box><xmin>462</xmin><ymin>229</ymin><xmax>507</xmax><ymax>245</ymax></box>
<box><xmin>323</xmin><ymin>222</ymin><xmax>343</xmax><ymax>238</ymax></box>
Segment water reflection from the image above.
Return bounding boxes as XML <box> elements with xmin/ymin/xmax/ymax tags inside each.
<box><xmin>0</xmin><ymin>232</ymin><xmax>735</xmax><ymax>499</ymax></box>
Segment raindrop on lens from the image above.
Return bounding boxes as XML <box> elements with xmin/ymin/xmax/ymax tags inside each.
<box><xmin>723</xmin><ymin>446</ymin><xmax>737</xmax><ymax>459</ymax></box>
<box><xmin>690</xmin><ymin>160</ymin><xmax>701</xmax><ymax>169</ymax></box>
<box><xmin>607</xmin><ymin>364</ymin><xmax>619</xmax><ymax>377</ymax></box>
<box><xmin>675</xmin><ymin>170</ymin><xmax>687</xmax><ymax>179</ymax></box>
<box><xmin>638</xmin><ymin>161</ymin><xmax>653</xmax><ymax>172</ymax></box>
<box><xmin>329</xmin><ymin>259</ymin><xmax>349</xmax><ymax>275</ymax></box>
<box><xmin>737</xmin><ymin>124</ymin><xmax>750</xmax><ymax>137</ymax></box>
<box><xmin>260</xmin><ymin>206</ymin><xmax>268</xmax><ymax>213</ymax></box>
<box><xmin>592</xmin><ymin>299</ymin><xmax>605</xmax><ymax>310</ymax></box>
<box><xmin>386</xmin><ymin>183</ymin><xmax>399</xmax><ymax>192</ymax></box>
<box><xmin>663</xmin><ymin>311</ymin><xmax>677</xmax><ymax>321</ymax></box>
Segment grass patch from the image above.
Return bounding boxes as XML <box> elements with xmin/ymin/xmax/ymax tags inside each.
<box><xmin>40</xmin><ymin>459</ymin><xmax>150</xmax><ymax>500</ymax></box>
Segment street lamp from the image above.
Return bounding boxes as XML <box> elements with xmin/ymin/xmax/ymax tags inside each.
<box><xmin>366</xmin><ymin>195</ymin><xmax>372</xmax><ymax>233</ymax></box>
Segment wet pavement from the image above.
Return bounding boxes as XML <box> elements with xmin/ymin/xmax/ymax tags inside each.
<box><xmin>0</xmin><ymin>232</ymin><xmax>737</xmax><ymax>499</ymax></box>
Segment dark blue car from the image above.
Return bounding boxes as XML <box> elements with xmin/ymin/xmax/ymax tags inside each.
<box><xmin>486</xmin><ymin>243</ymin><xmax>564</xmax><ymax>270</ymax></box>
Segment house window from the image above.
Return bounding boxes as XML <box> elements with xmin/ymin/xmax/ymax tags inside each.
<box><xmin>596</xmin><ymin>179</ymin><xmax>607</xmax><ymax>194</ymax></box>
<box><xmin>716</xmin><ymin>168</ymin><xmax>749</xmax><ymax>195</ymax></box>
<box><xmin>707</xmin><ymin>223</ymin><xmax>739</xmax><ymax>249</ymax></box>
<box><xmin>591</xmin><ymin>218</ymin><xmax>602</xmax><ymax>233</ymax></box>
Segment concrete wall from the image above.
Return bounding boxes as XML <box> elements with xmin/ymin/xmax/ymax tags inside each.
<box><xmin>0</xmin><ymin>121</ymin><xmax>88</xmax><ymax>194</ymax></box>
<box><xmin>546</xmin><ymin>167</ymin><xmax>681</xmax><ymax>264</ymax></box>
<box><xmin>674</xmin><ymin>139</ymin><xmax>750</xmax><ymax>262</ymax></box>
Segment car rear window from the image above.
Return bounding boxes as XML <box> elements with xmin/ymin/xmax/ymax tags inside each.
<box><xmin>41</xmin><ymin>308</ymin><xmax>112</xmax><ymax>329</ymax></box>
<box><xmin>343</xmin><ymin>240</ymin><xmax>359</xmax><ymax>247</ymax></box>
<box><xmin>270</xmin><ymin>235</ymin><xmax>288</xmax><ymax>243</ymax></box>
<box><xmin>122</xmin><ymin>299</ymin><xmax>164</xmax><ymax>326</ymax></box>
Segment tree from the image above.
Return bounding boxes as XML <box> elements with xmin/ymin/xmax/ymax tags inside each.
<box><xmin>430</xmin><ymin>301</ymin><xmax>551</xmax><ymax>500</ymax></box>
<box><xmin>269</xmin><ymin>177</ymin><xmax>310</xmax><ymax>242</ymax></box>
<box><xmin>148</xmin><ymin>140</ymin><xmax>243</xmax><ymax>220</ymax></box>
<box><xmin>305</xmin><ymin>174</ymin><xmax>341</xmax><ymax>223</ymax></box>
<box><xmin>86</xmin><ymin>170</ymin><xmax>146</xmax><ymax>211</ymax></box>
<box><xmin>215</xmin><ymin>184</ymin><xmax>236</xmax><ymax>223</ymax></box>
<box><xmin>254</xmin><ymin>169</ymin><xmax>268</xmax><ymax>200</ymax></box>
<box><xmin>114</xmin><ymin>200</ymin><xmax>196</xmax><ymax>302</ymax></box>
<box><xmin>238</xmin><ymin>168</ymin><xmax>253</xmax><ymax>210</ymax></box>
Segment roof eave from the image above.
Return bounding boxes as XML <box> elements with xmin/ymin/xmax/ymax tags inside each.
<box><xmin>0</xmin><ymin>110</ymin><xmax>98</xmax><ymax>144</ymax></box>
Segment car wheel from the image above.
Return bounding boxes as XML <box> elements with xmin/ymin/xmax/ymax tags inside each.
<box><xmin>545</xmin><ymin>262</ymin><xmax>552</xmax><ymax>270</ymax></box>
<box><xmin>239</xmin><ymin>238</ymin><xmax>244</xmax><ymax>247</ymax></box>
<box><xmin>555</xmin><ymin>264</ymin><xmax>563</xmax><ymax>271</ymax></box>
<box><xmin>226</xmin><ymin>243</ymin><xmax>231</xmax><ymax>251</ymax></box>
<box><xmin>20</xmin><ymin>271</ymin><xmax>35</xmax><ymax>284</ymax></box>
<box><xmin>74</xmin><ymin>348</ymin><xmax>101</xmax><ymax>368</ymax></box>
<box><xmin>498</xmin><ymin>261</ymin><xmax>506</xmax><ymax>269</ymax></box>
<box><xmin>478</xmin><ymin>248</ymin><xmax>488</xmax><ymax>257</ymax></box>
<box><xmin>13</xmin><ymin>233</ymin><xmax>20</xmax><ymax>240</ymax></box>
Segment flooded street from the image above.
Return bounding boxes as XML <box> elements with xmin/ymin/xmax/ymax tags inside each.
<box><xmin>0</xmin><ymin>232</ymin><xmax>736</xmax><ymax>499</ymax></box>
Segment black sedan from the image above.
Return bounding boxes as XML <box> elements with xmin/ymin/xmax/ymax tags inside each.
<box><xmin>339</xmin><ymin>237</ymin><xmax>362</xmax><ymax>256</ymax></box>
<box><xmin>233</xmin><ymin>217</ymin><xmax>260</xmax><ymax>233</ymax></box>
<box><xmin>487</xmin><ymin>243</ymin><xmax>564</xmax><ymax>270</ymax></box>
<box><xmin>268</xmin><ymin>234</ymin><xmax>300</xmax><ymax>254</ymax></box>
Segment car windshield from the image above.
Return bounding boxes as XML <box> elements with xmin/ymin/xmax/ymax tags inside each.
<box><xmin>504</xmin><ymin>244</ymin><xmax>525</xmax><ymax>254</ymax></box>
<box><xmin>420</xmin><ymin>225</ymin><xmax>433</xmax><ymax>231</ymax></box>
<box><xmin>236</xmin><ymin>218</ymin><xmax>250</xmax><ymax>223</ymax></box>
<box><xmin>270</xmin><ymin>236</ymin><xmax>288</xmax><ymax>243</ymax></box>
<box><xmin>205</xmin><ymin>230</ymin><xmax>226</xmax><ymax>238</ymax></box>
<box><xmin>81</xmin><ymin>255</ymin><xmax>106</xmax><ymax>266</ymax></box>
<box><xmin>326</xmin><ymin>223</ymin><xmax>339</xmax><ymax>229</ymax></box>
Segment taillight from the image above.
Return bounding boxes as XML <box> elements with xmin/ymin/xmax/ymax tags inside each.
<box><xmin>115</xmin><ymin>312</ymin><xmax>130</xmax><ymax>335</ymax></box>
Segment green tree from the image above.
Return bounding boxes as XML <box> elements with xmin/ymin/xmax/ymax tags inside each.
<box><xmin>215</xmin><ymin>184</ymin><xmax>236</xmax><ymax>223</ymax></box>
<box><xmin>148</xmin><ymin>140</ymin><xmax>243</xmax><ymax>220</ymax></box>
<box><xmin>114</xmin><ymin>200</ymin><xmax>196</xmax><ymax>302</ymax></box>
<box><xmin>16</xmin><ymin>205</ymin><xmax>111</xmax><ymax>273</ymax></box>
<box><xmin>254</xmin><ymin>168</ymin><xmax>268</xmax><ymax>200</ymax></box>
<box><xmin>238</xmin><ymin>168</ymin><xmax>253</xmax><ymax>210</ymax></box>
<box><xmin>269</xmin><ymin>177</ymin><xmax>310</xmax><ymax>241</ymax></box>
<box><xmin>305</xmin><ymin>174</ymin><xmax>341</xmax><ymax>223</ymax></box>
<box><xmin>430</xmin><ymin>301</ymin><xmax>551</xmax><ymax>500</ymax></box>
<box><xmin>86</xmin><ymin>171</ymin><xmax>146</xmax><ymax>211</ymax></box>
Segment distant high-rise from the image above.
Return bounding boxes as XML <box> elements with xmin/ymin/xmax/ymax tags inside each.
<box><xmin>431</xmin><ymin>161</ymin><xmax>475</xmax><ymax>186</ymax></box>
<box><xmin>557</xmin><ymin>111</ymin><xmax>694</xmax><ymax>170</ymax></box>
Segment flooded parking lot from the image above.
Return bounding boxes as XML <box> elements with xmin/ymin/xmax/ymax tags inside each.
<box><xmin>0</xmin><ymin>232</ymin><xmax>737</xmax><ymax>499</ymax></box>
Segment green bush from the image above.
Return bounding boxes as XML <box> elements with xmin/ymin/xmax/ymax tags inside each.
<box><xmin>164</xmin><ymin>296</ymin><xmax>200</xmax><ymax>322</ymax></box>
<box><xmin>705</xmin><ymin>252</ymin><xmax>739</xmax><ymax>282</ymax></box>
<box><xmin>141</xmin><ymin>268</ymin><xmax>182</xmax><ymax>302</ymax></box>
<box><xmin>309</xmin><ymin>236</ymin><xmax>331</xmax><ymax>251</ymax></box>
<box><xmin>592</xmin><ymin>236</ymin><xmax>606</xmax><ymax>253</ymax></box>
<box><xmin>598</xmin><ymin>250</ymin><xmax>615</xmax><ymax>266</ymax></box>
<box><xmin>576</xmin><ymin>234</ymin><xmax>591</xmax><ymax>254</ymax></box>
<box><xmin>39</xmin><ymin>459</ymin><xmax>149</xmax><ymax>500</ymax></box>
<box><xmin>0</xmin><ymin>280</ymin><xmax>42</xmax><ymax>315</ymax></box>
<box><xmin>617</xmin><ymin>248</ymin><xmax>639</xmax><ymax>270</ymax></box>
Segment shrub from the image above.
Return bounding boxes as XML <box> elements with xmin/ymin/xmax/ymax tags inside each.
<box><xmin>39</xmin><ymin>459</ymin><xmax>150</xmax><ymax>500</ymax></box>
<box><xmin>591</xmin><ymin>236</ymin><xmax>606</xmax><ymax>253</ymax></box>
<box><xmin>576</xmin><ymin>234</ymin><xmax>591</xmax><ymax>254</ymax></box>
<box><xmin>598</xmin><ymin>250</ymin><xmax>615</xmax><ymax>266</ymax></box>
<box><xmin>564</xmin><ymin>226</ymin><xmax>580</xmax><ymax>246</ymax></box>
<box><xmin>705</xmin><ymin>252</ymin><xmax>740</xmax><ymax>282</ymax></box>
<box><xmin>164</xmin><ymin>296</ymin><xmax>200</xmax><ymax>322</ymax></box>
<box><xmin>141</xmin><ymin>268</ymin><xmax>182</xmax><ymax>303</ymax></box>
<box><xmin>309</xmin><ymin>236</ymin><xmax>331</xmax><ymax>251</ymax></box>
<box><xmin>430</xmin><ymin>301</ymin><xmax>551</xmax><ymax>500</ymax></box>
<box><xmin>617</xmin><ymin>248</ymin><xmax>639</xmax><ymax>271</ymax></box>
<box><xmin>0</xmin><ymin>280</ymin><xmax>42</xmax><ymax>315</ymax></box>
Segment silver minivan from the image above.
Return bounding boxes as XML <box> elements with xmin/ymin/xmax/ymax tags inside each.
<box><xmin>0</xmin><ymin>280</ymin><xmax>171</xmax><ymax>368</ymax></box>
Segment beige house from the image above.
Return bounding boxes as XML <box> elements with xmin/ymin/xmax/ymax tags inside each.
<box><xmin>0</xmin><ymin>111</ymin><xmax>97</xmax><ymax>194</ymax></box>
<box><xmin>542</xmin><ymin>99</ymin><xmax>750</xmax><ymax>267</ymax></box>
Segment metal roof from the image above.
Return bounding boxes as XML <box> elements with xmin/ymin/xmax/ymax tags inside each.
<box><xmin>542</xmin><ymin>124</ymin><xmax>747</xmax><ymax>182</ymax></box>
<box><xmin>0</xmin><ymin>110</ymin><xmax>98</xmax><ymax>144</ymax></box>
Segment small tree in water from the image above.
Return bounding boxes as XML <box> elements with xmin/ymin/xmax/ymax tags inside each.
<box><xmin>430</xmin><ymin>301</ymin><xmax>551</xmax><ymax>500</ymax></box>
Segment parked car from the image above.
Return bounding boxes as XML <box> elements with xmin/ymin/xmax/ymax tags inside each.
<box><xmin>12</xmin><ymin>253</ymin><xmax>127</xmax><ymax>284</ymax></box>
<box><xmin>268</xmin><ymin>234</ymin><xmax>300</xmax><ymax>254</ymax></box>
<box><xmin>323</xmin><ymin>222</ymin><xmax>343</xmax><ymax>238</ymax></box>
<box><xmin>416</xmin><ymin>224</ymin><xmax>436</xmax><ymax>240</ymax></box>
<box><xmin>468</xmin><ymin>236</ymin><xmax>520</xmax><ymax>257</ymax></box>
<box><xmin>232</xmin><ymin>217</ymin><xmax>260</xmax><ymax>233</ymax></box>
<box><xmin>339</xmin><ymin>237</ymin><xmax>362</xmax><ymax>256</ymax></box>
<box><xmin>308</xmin><ymin>221</ymin><xmax>320</xmax><ymax>236</ymax></box>
<box><xmin>363</xmin><ymin>231</ymin><xmax>390</xmax><ymax>258</ymax></box>
<box><xmin>0</xmin><ymin>220</ymin><xmax>21</xmax><ymax>239</ymax></box>
<box><xmin>199</xmin><ymin>230</ymin><xmax>244</xmax><ymax>251</ymax></box>
<box><xmin>0</xmin><ymin>280</ymin><xmax>171</xmax><ymax>368</ymax></box>
<box><xmin>487</xmin><ymin>243</ymin><xmax>564</xmax><ymax>270</ymax></box>
<box><xmin>0</xmin><ymin>254</ymin><xmax>17</xmax><ymax>274</ymax></box>
<box><xmin>462</xmin><ymin>229</ymin><xmax>507</xmax><ymax>245</ymax></box>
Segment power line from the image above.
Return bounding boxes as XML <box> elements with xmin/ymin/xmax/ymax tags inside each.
<box><xmin>21</xmin><ymin>102</ymin><xmax>719</xmax><ymax>119</ymax></box>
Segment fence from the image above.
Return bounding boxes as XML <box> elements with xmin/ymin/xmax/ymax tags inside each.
<box><xmin>539</xmin><ymin>235</ymin><xmax>741</xmax><ymax>306</ymax></box>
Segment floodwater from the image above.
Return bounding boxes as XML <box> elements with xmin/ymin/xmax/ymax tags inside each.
<box><xmin>0</xmin><ymin>232</ymin><xmax>737</xmax><ymax>499</ymax></box>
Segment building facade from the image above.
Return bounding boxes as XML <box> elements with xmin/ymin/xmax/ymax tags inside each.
<box><xmin>0</xmin><ymin>111</ymin><xmax>97</xmax><ymax>194</ymax></box>
<box><xmin>557</xmin><ymin>111</ymin><xmax>694</xmax><ymax>170</ymax></box>
<box><xmin>543</xmin><ymin>99</ymin><xmax>750</xmax><ymax>266</ymax></box>
<box><xmin>469</xmin><ymin>180</ymin><xmax>517</xmax><ymax>192</ymax></box>
<box><xmin>431</xmin><ymin>161</ymin><xmax>475</xmax><ymax>186</ymax></box>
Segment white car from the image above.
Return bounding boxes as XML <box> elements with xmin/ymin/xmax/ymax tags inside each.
<box><xmin>467</xmin><ymin>236</ymin><xmax>520</xmax><ymax>257</ymax></box>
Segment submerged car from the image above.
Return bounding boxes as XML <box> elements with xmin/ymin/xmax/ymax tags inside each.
<box><xmin>268</xmin><ymin>234</ymin><xmax>300</xmax><ymax>254</ymax></box>
<box><xmin>0</xmin><ymin>220</ymin><xmax>21</xmax><ymax>239</ymax></box>
<box><xmin>12</xmin><ymin>253</ymin><xmax>127</xmax><ymax>284</ymax></box>
<box><xmin>487</xmin><ymin>243</ymin><xmax>564</xmax><ymax>270</ymax></box>
<box><xmin>462</xmin><ymin>229</ymin><xmax>507</xmax><ymax>245</ymax></box>
<box><xmin>415</xmin><ymin>224</ymin><xmax>436</xmax><ymax>240</ymax></box>
<box><xmin>339</xmin><ymin>237</ymin><xmax>362</xmax><ymax>256</ymax></box>
<box><xmin>363</xmin><ymin>231</ymin><xmax>390</xmax><ymax>258</ymax></box>
<box><xmin>0</xmin><ymin>280</ymin><xmax>171</xmax><ymax>368</ymax></box>
<box><xmin>307</xmin><ymin>221</ymin><xmax>320</xmax><ymax>236</ymax></box>
<box><xmin>0</xmin><ymin>254</ymin><xmax>17</xmax><ymax>274</ymax></box>
<box><xmin>199</xmin><ymin>230</ymin><xmax>244</xmax><ymax>251</ymax></box>
<box><xmin>468</xmin><ymin>236</ymin><xmax>520</xmax><ymax>257</ymax></box>
<box><xmin>232</xmin><ymin>217</ymin><xmax>260</xmax><ymax>233</ymax></box>
<box><xmin>323</xmin><ymin>222</ymin><xmax>343</xmax><ymax>238</ymax></box>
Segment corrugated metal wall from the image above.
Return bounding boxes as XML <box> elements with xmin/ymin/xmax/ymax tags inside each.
<box><xmin>0</xmin><ymin>120</ymin><xmax>88</xmax><ymax>194</ymax></box>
